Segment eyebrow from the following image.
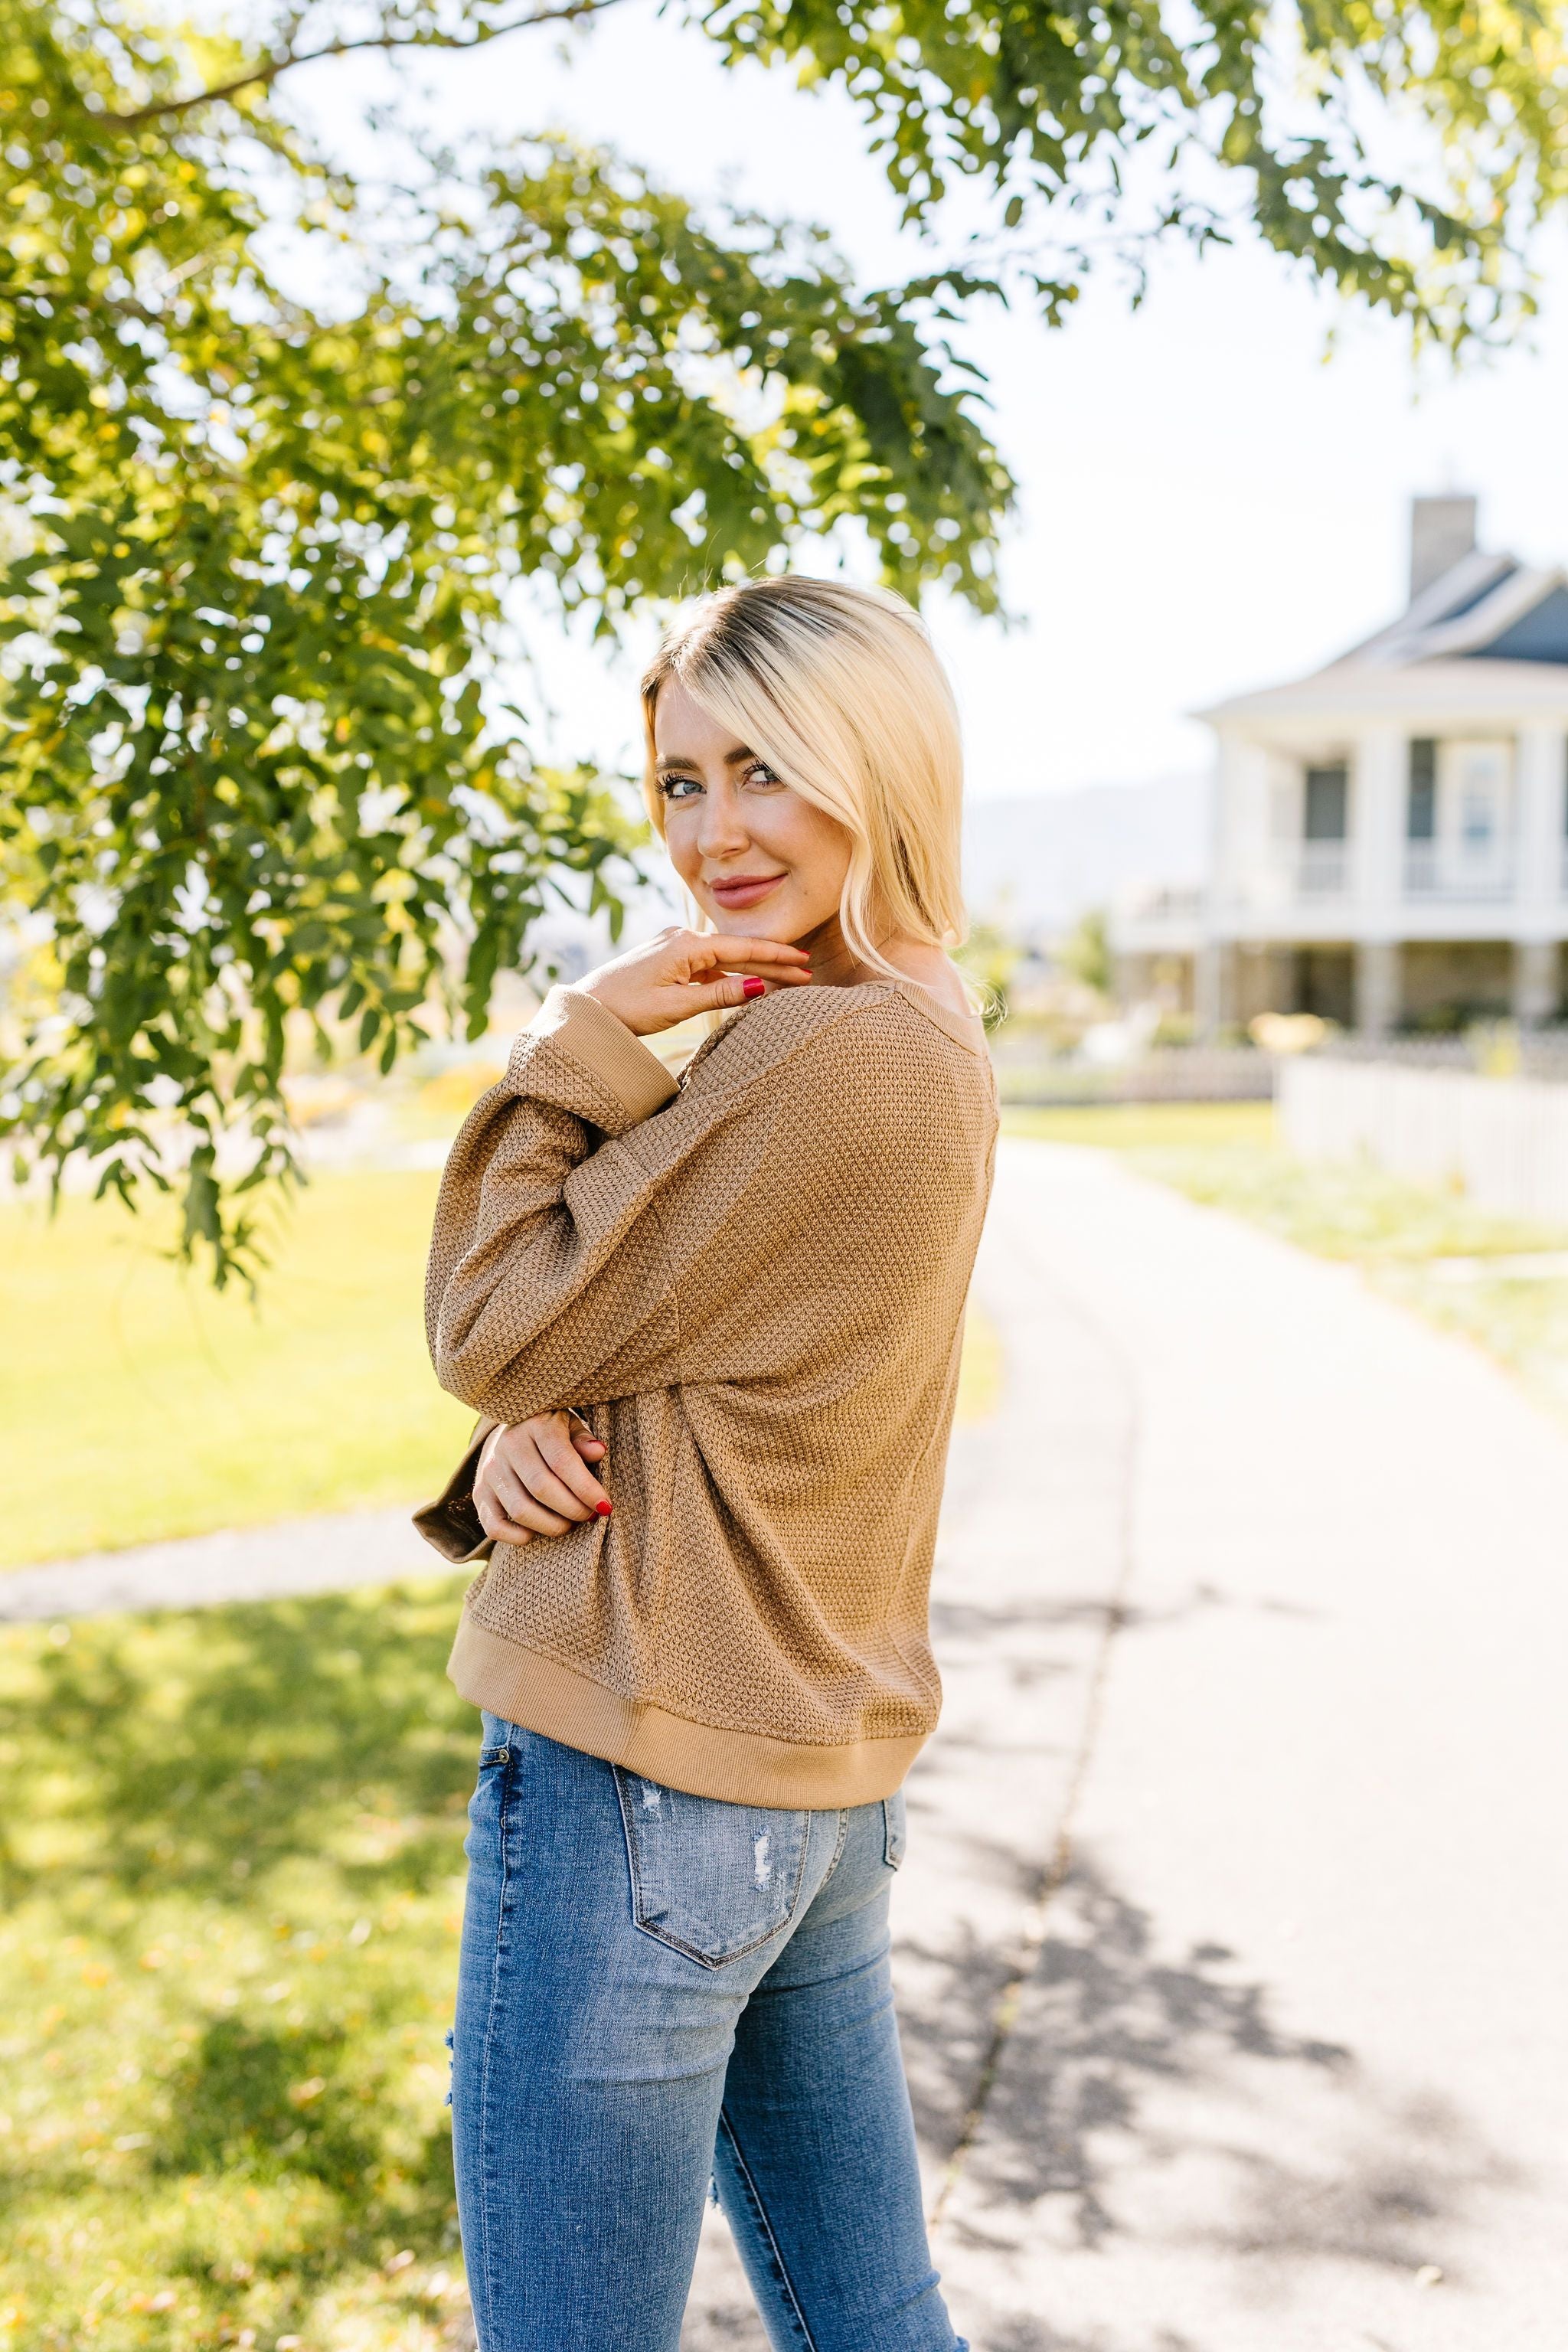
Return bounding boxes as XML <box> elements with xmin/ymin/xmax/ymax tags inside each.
<box><xmin>655</xmin><ymin>746</ymin><xmax>757</xmax><ymax>776</ymax></box>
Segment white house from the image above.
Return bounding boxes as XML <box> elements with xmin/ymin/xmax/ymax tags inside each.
<box><xmin>1113</xmin><ymin>497</ymin><xmax>1568</xmax><ymax>1034</ymax></box>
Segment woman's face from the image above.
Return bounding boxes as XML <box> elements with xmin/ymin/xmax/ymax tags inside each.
<box><xmin>652</xmin><ymin>678</ymin><xmax>852</xmax><ymax>946</ymax></box>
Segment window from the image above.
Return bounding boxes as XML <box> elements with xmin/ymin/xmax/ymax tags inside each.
<box><xmin>1450</xmin><ymin>742</ymin><xmax>1509</xmax><ymax>864</ymax></box>
<box><xmin>1407</xmin><ymin>740</ymin><xmax>1436</xmax><ymax>841</ymax></box>
<box><xmin>1404</xmin><ymin>737</ymin><xmax>1514</xmax><ymax>898</ymax></box>
<box><xmin>1303</xmin><ymin>763</ymin><xmax>1348</xmax><ymax>841</ymax></box>
<box><xmin>1461</xmin><ymin>789</ymin><xmax>1494</xmax><ymax>851</ymax></box>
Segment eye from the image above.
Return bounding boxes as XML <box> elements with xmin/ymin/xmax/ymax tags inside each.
<box><xmin>658</xmin><ymin>773</ymin><xmax>702</xmax><ymax>802</ymax></box>
<box><xmin>743</xmin><ymin>760</ymin><xmax>783</xmax><ymax>789</ymax></box>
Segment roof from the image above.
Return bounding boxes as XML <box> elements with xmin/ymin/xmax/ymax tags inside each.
<box><xmin>1197</xmin><ymin>543</ymin><xmax>1568</xmax><ymax>727</ymax></box>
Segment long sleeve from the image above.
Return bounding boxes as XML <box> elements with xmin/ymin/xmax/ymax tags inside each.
<box><xmin>415</xmin><ymin>971</ymin><xmax>998</xmax><ymax>1808</ymax></box>
<box><xmin>424</xmin><ymin>982</ymin><xmax>890</xmax><ymax>1429</ymax></box>
<box><xmin>424</xmin><ymin>985</ymin><xmax>680</xmax><ymax>1422</ymax></box>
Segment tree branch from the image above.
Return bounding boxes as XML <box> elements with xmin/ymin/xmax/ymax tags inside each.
<box><xmin>96</xmin><ymin>0</ymin><xmax>626</xmax><ymax>127</ymax></box>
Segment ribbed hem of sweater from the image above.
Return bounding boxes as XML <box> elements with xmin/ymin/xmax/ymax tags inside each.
<box><xmin>448</xmin><ymin>1610</ymin><xmax>927</xmax><ymax>1810</ymax></box>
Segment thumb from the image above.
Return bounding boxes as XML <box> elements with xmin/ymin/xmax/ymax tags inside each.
<box><xmin>696</xmin><ymin>972</ymin><xmax>767</xmax><ymax>1013</ymax></box>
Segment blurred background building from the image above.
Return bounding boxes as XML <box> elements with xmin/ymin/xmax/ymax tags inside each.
<box><xmin>1112</xmin><ymin>496</ymin><xmax>1568</xmax><ymax>1036</ymax></box>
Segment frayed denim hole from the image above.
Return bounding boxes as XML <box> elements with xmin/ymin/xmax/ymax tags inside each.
<box><xmin>443</xmin><ymin>2026</ymin><xmax>455</xmax><ymax>2107</ymax></box>
<box><xmin>707</xmin><ymin>2173</ymin><xmax>720</xmax><ymax>2207</ymax></box>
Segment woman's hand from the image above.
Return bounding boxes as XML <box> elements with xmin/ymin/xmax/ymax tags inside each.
<box><xmin>580</xmin><ymin>926</ymin><xmax>812</xmax><ymax>1037</ymax></box>
<box><xmin>475</xmin><ymin>1414</ymin><xmax>612</xmax><ymax>1547</ymax></box>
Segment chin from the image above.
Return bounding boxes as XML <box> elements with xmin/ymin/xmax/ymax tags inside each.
<box><xmin>704</xmin><ymin>900</ymin><xmax>795</xmax><ymax>939</ymax></box>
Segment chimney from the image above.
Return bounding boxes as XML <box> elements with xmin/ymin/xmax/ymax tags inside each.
<box><xmin>1409</xmin><ymin>494</ymin><xmax>1477</xmax><ymax>604</ymax></box>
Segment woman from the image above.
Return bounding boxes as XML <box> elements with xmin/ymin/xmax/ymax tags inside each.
<box><xmin>415</xmin><ymin>574</ymin><xmax>997</xmax><ymax>2350</ymax></box>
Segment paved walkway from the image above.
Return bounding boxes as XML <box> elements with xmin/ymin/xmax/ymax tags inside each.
<box><xmin>8</xmin><ymin>1138</ymin><xmax>1567</xmax><ymax>2347</ymax></box>
<box><xmin>0</xmin><ymin>1505</ymin><xmax>441</xmax><ymax>1623</ymax></box>
<box><xmin>694</xmin><ymin>1142</ymin><xmax>1568</xmax><ymax>2349</ymax></box>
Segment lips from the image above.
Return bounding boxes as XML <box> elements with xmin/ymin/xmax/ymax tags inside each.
<box><xmin>709</xmin><ymin>873</ymin><xmax>786</xmax><ymax>909</ymax></box>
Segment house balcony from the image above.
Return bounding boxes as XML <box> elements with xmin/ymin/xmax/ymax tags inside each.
<box><xmin>1293</xmin><ymin>841</ymin><xmax>1351</xmax><ymax>899</ymax></box>
<box><xmin>1403</xmin><ymin>843</ymin><xmax>1515</xmax><ymax>903</ymax></box>
<box><xmin>1110</xmin><ymin>883</ymin><xmax>1207</xmax><ymax>957</ymax></box>
<box><xmin>1259</xmin><ymin>836</ymin><xmax>1537</xmax><ymax>922</ymax></box>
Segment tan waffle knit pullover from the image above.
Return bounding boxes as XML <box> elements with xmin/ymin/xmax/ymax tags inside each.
<box><xmin>414</xmin><ymin>975</ymin><xmax>997</xmax><ymax>1807</ymax></box>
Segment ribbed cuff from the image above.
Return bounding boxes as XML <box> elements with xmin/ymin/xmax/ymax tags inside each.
<box><xmin>411</xmin><ymin>1409</ymin><xmax>601</xmax><ymax>1563</ymax></box>
<box><xmin>410</xmin><ymin>1416</ymin><xmax>498</xmax><ymax>1563</ymax></box>
<box><xmin>520</xmin><ymin>986</ymin><xmax>680</xmax><ymax>1131</ymax></box>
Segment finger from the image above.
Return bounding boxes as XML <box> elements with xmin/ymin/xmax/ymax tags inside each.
<box><xmin>537</xmin><ymin>1427</ymin><xmax>610</xmax><ymax>1515</ymax></box>
<box><xmin>688</xmin><ymin>970</ymin><xmax>799</xmax><ymax>1014</ymax></box>
<box><xmin>570</xmin><ymin>1429</ymin><xmax>607</xmax><ymax>1460</ymax></box>
<box><xmin>475</xmin><ymin>1497</ymin><xmax>531</xmax><ymax>1546</ymax></box>
<box><xmin>511</xmin><ymin>1442</ymin><xmax>603</xmax><ymax>1523</ymax></box>
<box><xmin>492</xmin><ymin>1427</ymin><xmax>585</xmax><ymax>1521</ymax></box>
<box><xmin>715</xmin><ymin>965</ymin><xmax>812</xmax><ymax>985</ymax></box>
<box><xmin>491</xmin><ymin>1463</ymin><xmax>577</xmax><ymax>1537</ymax></box>
<box><xmin>695</xmin><ymin>934</ymin><xmax>812</xmax><ymax>972</ymax></box>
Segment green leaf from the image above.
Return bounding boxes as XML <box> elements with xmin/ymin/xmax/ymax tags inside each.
<box><xmin>6</xmin><ymin>0</ymin><xmax>1559</xmax><ymax>1282</ymax></box>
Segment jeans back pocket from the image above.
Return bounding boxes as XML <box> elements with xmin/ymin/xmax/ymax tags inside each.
<box><xmin>882</xmin><ymin>1788</ymin><xmax>907</xmax><ymax>1870</ymax></box>
<box><xmin>463</xmin><ymin>1717</ymin><xmax>518</xmax><ymax>1868</ymax></box>
<box><xmin>613</xmin><ymin>1769</ymin><xmax>810</xmax><ymax>1968</ymax></box>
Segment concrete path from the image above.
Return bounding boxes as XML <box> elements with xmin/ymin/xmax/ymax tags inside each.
<box><xmin>687</xmin><ymin>1142</ymin><xmax>1568</xmax><ymax>2350</ymax></box>
<box><xmin>0</xmin><ymin>1506</ymin><xmax>442</xmax><ymax>1623</ymax></box>
<box><xmin>8</xmin><ymin>1138</ymin><xmax>1566</xmax><ymax>2347</ymax></box>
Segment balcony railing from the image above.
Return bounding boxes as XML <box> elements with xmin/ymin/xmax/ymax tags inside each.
<box><xmin>1125</xmin><ymin>884</ymin><xmax>1205</xmax><ymax>924</ymax></box>
<box><xmin>1266</xmin><ymin>838</ymin><xmax>1551</xmax><ymax>906</ymax></box>
<box><xmin>1295</xmin><ymin>841</ymin><xmax>1350</xmax><ymax>898</ymax></box>
<box><xmin>1403</xmin><ymin>843</ymin><xmax>1515</xmax><ymax>901</ymax></box>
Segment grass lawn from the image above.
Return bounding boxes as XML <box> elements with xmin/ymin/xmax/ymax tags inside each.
<box><xmin>0</xmin><ymin>1235</ymin><xmax>1001</xmax><ymax>2350</ymax></box>
<box><xmin>0</xmin><ymin>1173</ymin><xmax>477</xmax><ymax>1569</ymax></box>
<box><xmin>5</xmin><ymin>1096</ymin><xmax>1555</xmax><ymax>2352</ymax></box>
<box><xmin>1001</xmin><ymin>1099</ymin><xmax>1568</xmax><ymax>1423</ymax></box>
<box><xmin>999</xmin><ymin>1100</ymin><xmax>1277</xmax><ymax>1154</ymax></box>
<box><xmin>2</xmin><ymin>1167</ymin><xmax>1002</xmax><ymax>1571</ymax></box>
<box><xmin>954</xmin><ymin>1304</ymin><xmax>1001</xmax><ymax>1423</ymax></box>
<box><xmin>0</xmin><ymin>1577</ymin><xmax>477</xmax><ymax>2352</ymax></box>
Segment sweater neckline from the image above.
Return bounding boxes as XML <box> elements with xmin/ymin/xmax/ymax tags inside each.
<box><xmin>884</xmin><ymin>975</ymin><xmax>990</xmax><ymax>1057</ymax></box>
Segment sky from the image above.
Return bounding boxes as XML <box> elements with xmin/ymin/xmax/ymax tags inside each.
<box><xmin>289</xmin><ymin>3</ymin><xmax>1568</xmax><ymax>805</ymax></box>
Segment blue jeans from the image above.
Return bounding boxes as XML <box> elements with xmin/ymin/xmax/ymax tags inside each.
<box><xmin>451</xmin><ymin>1713</ymin><xmax>967</xmax><ymax>2352</ymax></box>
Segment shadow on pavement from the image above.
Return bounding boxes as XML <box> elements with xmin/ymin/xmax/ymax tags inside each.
<box><xmin>925</xmin><ymin>1850</ymin><xmax>1521</xmax><ymax>2324</ymax></box>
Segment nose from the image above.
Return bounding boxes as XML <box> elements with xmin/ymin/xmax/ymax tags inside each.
<box><xmin>695</xmin><ymin>779</ymin><xmax>750</xmax><ymax>862</ymax></box>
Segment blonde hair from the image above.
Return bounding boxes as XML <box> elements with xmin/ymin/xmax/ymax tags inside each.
<box><xmin>639</xmin><ymin>576</ymin><xmax>968</xmax><ymax>985</ymax></box>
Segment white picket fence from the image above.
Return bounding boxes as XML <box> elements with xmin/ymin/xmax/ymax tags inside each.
<box><xmin>1279</xmin><ymin>1057</ymin><xmax>1568</xmax><ymax>1221</ymax></box>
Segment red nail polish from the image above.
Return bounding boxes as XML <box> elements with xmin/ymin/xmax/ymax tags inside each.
<box><xmin>596</xmin><ymin>1499</ymin><xmax>612</xmax><ymax>1517</ymax></box>
<box><xmin>742</xmin><ymin>975</ymin><xmax>766</xmax><ymax>999</ymax></box>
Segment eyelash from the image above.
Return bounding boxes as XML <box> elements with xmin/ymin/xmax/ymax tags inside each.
<box><xmin>658</xmin><ymin>761</ymin><xmax>781</xmax><ymax>801</ymax></box>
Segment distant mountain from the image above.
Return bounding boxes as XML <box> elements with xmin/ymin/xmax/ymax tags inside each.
<box><xmin>962</xmin><ymin>775</ymin><xmax>1211</xmax><ymax>939</ymax></box>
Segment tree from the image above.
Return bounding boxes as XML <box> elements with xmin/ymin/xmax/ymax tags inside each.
<box><xmin>1059</xmin><ymin>907</ymin><xmax>1112</xmax><ymax>1001</ymax></box>
<box><xmin>956</xmin><ymin>918</ymin><xmax>1024</xmax><ymax>1029</ymax></box>
<box><xmin>3</xmin><ymin>0</ymin><xmax>1564</xmax><ymax>1279</ymax></box>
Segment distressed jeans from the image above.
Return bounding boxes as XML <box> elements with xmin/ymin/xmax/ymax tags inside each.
<box><xmin>450</xmin><ymin>1713</ymin><xmax>968</xmax><ymax>2352</ymax></box>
